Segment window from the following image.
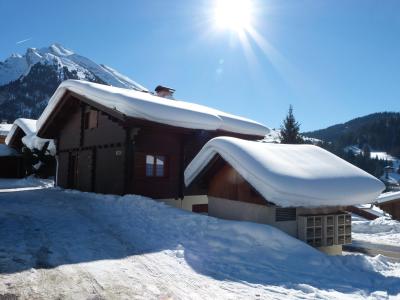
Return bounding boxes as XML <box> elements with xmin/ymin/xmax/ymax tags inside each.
<box><xmin>145</xmin><ymin>155</ymin><xmax>166</xmax><ymax>177</ymax></box>
<box><xmin>84</xmin><ymin>110</ymin><xmax>99</xmax><ymax>129</ymax></box>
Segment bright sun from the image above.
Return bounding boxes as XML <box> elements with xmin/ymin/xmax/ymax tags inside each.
<box><xmin>213</xmin><ymin>0</ymin><xmax>254</xmax><ymax>32</ymax></box>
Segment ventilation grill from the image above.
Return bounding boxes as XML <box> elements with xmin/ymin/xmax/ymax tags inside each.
<box><xmin>276</xmin><ymin>208</ymin><xmax>297</xmax><ymax>222</ymax></box>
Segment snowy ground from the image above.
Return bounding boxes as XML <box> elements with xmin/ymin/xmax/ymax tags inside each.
<box><xmin>0</xmin><ymin>179</ymin><xmax>399</xmax><ymax>299</ymax></box>
<box><xmin>352</xmin><ymin>216</ymin><xmax>400</xmax><ymax>248</ymax></box>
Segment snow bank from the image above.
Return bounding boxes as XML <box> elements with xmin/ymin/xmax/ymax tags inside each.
<box><xmin>353</xmin><ymin>217</ymin><xmax>400</xmax><ymax>235</ymax></box>
<box><xmin>352</xmin><ymin>217</ymin><xmax>400</xmax><ymax>247</ymax></box>
<box><xmin>185</xmin><ymin>137</ymin><xmax>385</xmax><ymax>207</ymax></box>
<box><xmin>0</xmin><ymin>180</ymin><xmax>399</xmax><ymax>299</ymax></box>
<box><xmin>37</xmin><ymin>80</ymin><xmax>269</xmax><ymax>137</ymax></box>
<box><xmin>5</xmin><ymin>118</ymin><xmax>56</xmax><ymax>155</ymax></box>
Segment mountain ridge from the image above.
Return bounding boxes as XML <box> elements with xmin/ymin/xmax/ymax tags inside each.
<box><xmin>0</xmin><ymin>43</ymin><xmax>147</xmax><ymax>121</ymax></box>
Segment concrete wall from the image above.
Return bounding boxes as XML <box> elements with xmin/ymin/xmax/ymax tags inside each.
<box><xmin>208</xmin><ymin>196</ymin><xmax>298</xmax><ymax>237</ymax></box>
<box><xmin>208</xmin><ymin>196</ymin><xmax>345</xmax><ymax>255</ymax></box>
<box><xmin>159</xmin><ymin>195</ymin><xmax>208</xmax><ymax>212</ymax></box>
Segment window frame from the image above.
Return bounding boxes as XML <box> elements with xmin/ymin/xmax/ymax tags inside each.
<box><xmin>84</xmin><ymin>109</ymin><xmax>99</xmax><ymax>130</ymax></box>
<box><xmin>145</xmin><ymin>154</ymin><xmax>168</xmax><ymax>178</ymax></box>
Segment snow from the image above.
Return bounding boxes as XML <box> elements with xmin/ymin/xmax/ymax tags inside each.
<box><xmin>185</xmin><ymin>137</ymin><xmax>385</xmax><ymax>207</ymax></box>
<box><xmin>376</xmin><ymin>191</ymin><xmax>400</xmax><ymax>205</ymax></box>
<box><xmin>352</xmin><ymin>217</ymin><xmax>400</xmax><ymax>248</ymax></box>
<box><xmin>0</xmin><ymin>123</ymin><xmax>12</xmax><ymax>137</ymax></box>
<box><xmin>0</xmin><ymin>144</ymin><xmax>19</xmax><ymax>157</ymax></box>
<box><xmin>0</xmin><ymin>178</ymin><xmax>399</xmax><ymax>299</ymax></box>
<box><xmin>262</xmin><ymin>129</ymin><xmax>322</xmax><ymax>144</ymax></box>
<box><xmin>344</xmin><ymin>145</ymin><xmax>363</xmax><ymax>156</ymax></box>
<box><xmin>0</xmin><ymin>43</ymin><xmax>148</xmax><ymax>92</ymax></box>
<box><xmin>355</xmin><ymin>204</ymin><xmax>389</xmax><ymax>218</ymax></box>
<box><xmin>37</xmin><ymin>80</ymin><xmax>269</xmax><ymax>137</ymax></box>
<box><xmin>5</xmin><ymin>118</ymin><xmax>56</xmax><ymax>155</ymax></box>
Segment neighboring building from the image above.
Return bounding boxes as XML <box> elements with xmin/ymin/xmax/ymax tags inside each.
<box><xmin>376</xmin><ymin>191</ymin><xmax>400</xmax><ymax>221</ymax></box>
<box><xmin>0</xmin><ymin>121</ymin><xmax>13</xmax><ymax>144</ymax></box>
<box><xmin>184</xmin><ymin>137</ymin><xmax>385</xmax><ymax>254</ymax></box>
<box><xmin>6</xmin><ymin>118</ymin><xmax>56</xmax><ymax>177</ymax></box>
<box><xmin>36</xmin><ymin>80</ymin><xmax>268</xmax><ymax>205</ymax></box>
<box><xmin>381</xmin><ymin>165</ymin><xmax>400</xmax><ymax>192</ymax></box>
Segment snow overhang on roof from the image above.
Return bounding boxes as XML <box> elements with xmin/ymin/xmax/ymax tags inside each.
<box><xmin>6</xmin><ymin>118</ymin><xmax>56</xmax><ymax>155</ymax></box>
<box><xmin>184</xmin><ymin>137</ymin><xmax>385</xmax><ymax>208</ymax></box>
<box><xmin>5</xmin><ymin>118</ymin><xmax>37</xmax><ymax>145</ymax></box>
<box><xmin>36</xmin><ymin>80</ymin><xmax>269</xmax><ymax>137</ymax></box>
<box><xmin>376</xmin><ymin>191</ymin><xmax>400</xmax><ymax>205</ymax></box>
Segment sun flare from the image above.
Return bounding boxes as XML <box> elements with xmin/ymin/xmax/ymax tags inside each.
<box><xmin>213</xmin><ymin>0</ymin><xmax>254</xmax><ymax>32</ymax></box>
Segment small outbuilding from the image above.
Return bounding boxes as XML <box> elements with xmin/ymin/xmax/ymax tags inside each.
<box><xmin>6</xmin><ymin>118</ymin><xmax>56</xmax><ymax>177</ymax></box>
<box><xmin>184</xmin><ymin>137</ymin><xmax>385</xmax><ymax>254</ymax></box>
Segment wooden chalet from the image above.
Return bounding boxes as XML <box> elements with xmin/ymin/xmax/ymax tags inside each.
<box><xmin>36</xmin><ymin>80</ymin><xmax>268</xmax><ymax>206</ymax></box>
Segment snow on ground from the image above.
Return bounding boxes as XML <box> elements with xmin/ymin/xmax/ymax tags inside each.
<box><xmin>0</xmin><ymin>179</ymin><xmax>399</xmax><ymax>299</ymax></box>
<box><xmin>352</xmin><ymin>216</ymin><xmax>400</xmax><ymax>248</ymax></box>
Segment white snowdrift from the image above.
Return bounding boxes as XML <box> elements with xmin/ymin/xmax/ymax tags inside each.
<box><xmin>6</xmin><ymin>118</ymin><xmax>56</xmax><ymax>155</ymax></box>
<box><xmin>185</xmin><ymin>137</ymin><xmax>385</xmax><ymax>207</ymax></box>
<box><xmin>352</xmin><ymin>217</ymin><xmax>400</xmax><ymax>247</ymax></box>
<box><xmin>0</xmin><ymin>180</ymin><xmax>399</xmax><ymax>299</ymax></box>
<box><xmin>36</xmin><ymin>80</ymin><xmax>269</xmax><ymax>137</ymax></box>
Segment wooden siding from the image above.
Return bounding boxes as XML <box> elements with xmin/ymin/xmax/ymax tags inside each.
<box><xmin>208</xmin><ymin>163</ymin><xmax>268</xmax><ymax>206</ymax></box>
<box><xmin>52</xmin><ymin>93</ymin><xmax>264</xmax><ymax>199</ymax></box>
<box><xmin>130</xmin><ymin>128</ymin><xmax>181</xmax><ymax>199</ymax></box>
<box><xmin>379</xmin><ymin>202</ymin><xmax>400</xmax><ymax>221</ymax></box>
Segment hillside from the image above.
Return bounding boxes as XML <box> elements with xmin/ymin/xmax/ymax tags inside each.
<box><xmin>304</xmin><ymin>112</ymin><xmax>400</xmax><ymax>157</ymax></box>
<box><xmin>0</xmin><ymin>44</ymin><xmax>147</xmax><ymax>121</ymax></box>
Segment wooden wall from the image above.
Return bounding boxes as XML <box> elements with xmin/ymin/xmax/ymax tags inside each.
<box><xmin>54</xmin><ymin>94</ymin><xmax>264</xmax><ymax>199</ymax></box>
<box><xmin>379</xmin><ymin>201</ymin><xmax>400</xmax><ymax>221</ymax></box>
<box><xmin>208</xmin><ymin>163</ymin><xmax>268</xmax><ymax>206</ymax></box>
<box><xmin>57</xmin><ymin>98</ymin><xmax>127</xmax><ymax>194</ymax></box>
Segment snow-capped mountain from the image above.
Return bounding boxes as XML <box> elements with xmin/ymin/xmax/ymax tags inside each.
<box><xmin>0</xmin><ymin>43</ymin><xmax>147</xmax><ymax>121</ymax></box>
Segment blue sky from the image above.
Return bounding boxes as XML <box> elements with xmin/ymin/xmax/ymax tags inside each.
<box><xmin>1</xmin><ymin>0</ymin><xmax>399</xmax><ymax>131</ymax></box>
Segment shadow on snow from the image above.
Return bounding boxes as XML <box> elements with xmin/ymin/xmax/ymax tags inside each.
<box><xmin>0</xmin><ymin>188</ymin><xmax>399</xmax><ymax>296</ymax></box>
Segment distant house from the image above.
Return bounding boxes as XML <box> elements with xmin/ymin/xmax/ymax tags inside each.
<box><xmin>36</xmin><ymin>80</ymin><xmax>268</xmax><ymax>206</ymax></box>
<box><xmin>184</xmin><ymin>137</ymin><xmax>385</xmax><ymax>254</ymax></box>
<box><xmin>6</xmin><ymin>118</ymin><xmax>56</xmax><ymax>177</ymax></box>
<box><xmin>0</xmin><ymin>121</ymin><xmax>13</xmax><ymax>144</ymax></box>
<box><xmin>376</xmin><ymin>191</ymin><xmax>400</xmax><ymax>221</ymax></box>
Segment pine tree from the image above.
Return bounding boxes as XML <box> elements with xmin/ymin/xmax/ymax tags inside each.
<box><xmin>280</xmin><ymin>105</ymin><xmax>304</xmax><ymax>144</ymax></box>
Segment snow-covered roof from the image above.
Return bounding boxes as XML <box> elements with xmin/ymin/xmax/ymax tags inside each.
<box><xmin>37</xmin><ymin>80</ymin><xmax>269</xmax><ymax>137</ymax></box>
<box><xmin>0</xmin><ymin>144</ymin><xmax>19</xmax><ymax>157</ymax></box>
<box><xmin>184</xmin><ymin>137</ymin><xmax>385</xmax><ymax>207</ymax></box>
<box><xmin>376</xmin><ymin>191</ymin><xmax>400</xmax><ymax>205</ymax></box>
<box><xmin>6</xmin><ymin>118</ymin><xmax>56</xmax><ymax>155</ymax></box>
<box><xmin>0</xmin><ymin>123</ymin><xmax>12</xmax><ymax>137</ymax></box>
<box><xmin>5</xmin><ymin>118</ymin><xmax>36</xmax><ymax>145</ymax></box>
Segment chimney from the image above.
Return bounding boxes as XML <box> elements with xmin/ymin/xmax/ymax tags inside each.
<box><xmin>155</xmin><ymin>85</ymin><xmax>175</xmax><ymax>99</ymax></box>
